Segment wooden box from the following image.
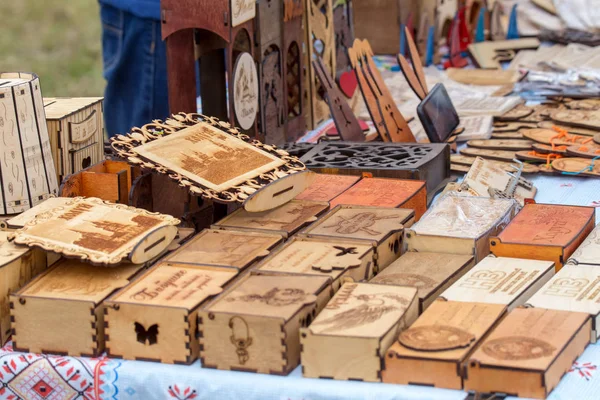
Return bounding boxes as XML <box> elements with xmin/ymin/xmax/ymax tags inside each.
<box><xmin>441</xmin><ymin>256</ymin><xmax>555</xmax><ymax>311</ymax></box>
<box><xmin>295</xmin><ymin>174</ymin><xmax>360</xmax><ymax>202</ymax></box>
<box><xmin>405</xmin><ymin>195</ymin><xmax>518</xmax><ymax>263</ymax></box>
<box><xmin>199</xmin><ymin>273</ymin><xmax>333</xmax><ymax>375</ymax></box>
<box><xmin>212</xmin><ymin>199</ymin><xmax>329</xmax><ymax>238</ymax></box>
<box><xmin>300</xmin><ymin>205</ymin><xmax>415</xmax><ymax>273</ymax></box>
<box><xmin>10</xmin><ymin>259</ymin><xmax>143</xmax><ymax>356</ymax></box>
<box><xmin>490</xmin><ymin>204</ymin><xmax>596</xmax><ymax>271</ymax></box>
<box><xmin>163</xmin><ymin>228</ymin><xmax>284</xmax><ymax>270</ymax></box>
<box><xmin>567</xmin><ymin>222</ymin><xmax>600</xmax><ymax>266</ymax></box>
<box><xmin>104</xmin><ymin>263</ymin><xmax>239</xmax><ymax>364</ymax></box>
<box><xmin>465</xmin><ymin>308</ymin><xmax>591</xmax><ymax>399</ymax></box>
<box><xmin>330</xmin><ymin>178</ymin><xmax>427</xmax><ymax>220</ymax></box>
<box><xmin>254</xmin><ymin>236</ymin><xmax>375</xmax><ymax>291</ymax></box>
<box><xmin>382</xmin><ymin>300</ymin><xmax>506</xmax><ymax>389</ymax></box>
<box><xmin>370</xmin><ymin>252</ymin><xmax>475</xmax><ymax>314</ymax></box>
<box><xmin>59</xmin><ymin>160</ymin><xmax>131</xmax><ymax>204</ymax></box>
<box><xmin>44</xmin><ymin>97</ymin><xmax>104</xmax><ymax>182</ymax></box>
<box><xmin>301</xmin><ymin>282</ymin><xmax>418</xmax><ymax>382</ymax></box>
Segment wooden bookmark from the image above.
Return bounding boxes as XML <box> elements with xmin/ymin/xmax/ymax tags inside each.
<box><xmin>460</xmin><ymin>147</ymin><xmax>518</xmax><ymax>162</ymax></box>
<box><xmin>467</xmin><ymin>139</ymin><xmax>534</xmax><ymax>150</ymax></box>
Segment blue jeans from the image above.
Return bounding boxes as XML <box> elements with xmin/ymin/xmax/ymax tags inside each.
<box><xmin>100</xmin><ymin>4</ymin><xmax>169</xmax><ymax>138</ymax></box>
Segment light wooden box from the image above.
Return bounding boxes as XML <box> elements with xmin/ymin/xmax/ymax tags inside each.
<box><xmin>104</xmin><ymin>263</ymin><xmax>239</xmax><ymax>364</ymax></box>
<box><xmin>405</xmin><ymin>195</ymin><xmax>518</xmax><ymax>263</ymax></box>
<box><xmin>382</xmin><ymin>300</ymin><xmax>506</xmax><ymax>389</ymax></box>
<box><xmin>199</xmin><ymin>273</ymin><xmax>333</xmax><ymax>375</ymax></box>
<box><xmin>441</xmin><ymin>256</ymin><xmax>555</xmax><ymax>311</ymax></box>
<box><xmin>44</xmin><ymin>97</ymin><xmax>104</xmax><ymax>182</ymax></box>
<box><xmin>212</xmin><ymin>199</ymin><xmax>329</xmax><ymax>238</ymax></box>
<box><xmin>465</xmin><ymin>308</ymin><xmax>591</xmax><ymax>399</ymax></box>
<box><xmin>370</xmin><ymin>252</ymin><xmax>475</xmax><ymax>314</ymax></box>
<box><xmin>10</xmin><ymin>259</ymin><xmax>143</xmax><ymax>356</ymax></box>
<box><xmin>254</xmin><ymin>236</ymin><xmax>375</xmax><ymax>291</ymax></box>
<box><xmin>490</xmin><ymin>204</ymin><xmax>595</xmax><ymax>271</ymax></box>
<box><xmin>300</xmin><ymin>205</ymin><xmax>415</xmax><ymax>273</ymax></box>
<box><xmin>301</xmin><ymin>282</ymin><xmax>418</xmax><ymax>382</ymax></box>
<box><xmin>568</xmin><ymin>222</ymin><xmax>600</xmax><ymax>266</ymax></box>
<box><xmin>59</xmin><ymin>160</ymin><xmax>131</xmax><ymax>204</ymax></box>
<box><xmin>295</xmin><ymin>174</ymin><xmax>360</xmax><ymax>202</ymax></box>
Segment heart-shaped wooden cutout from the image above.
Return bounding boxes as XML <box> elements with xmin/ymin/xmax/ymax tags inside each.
<box><xmin>338</xmin><ymin>71</ymin><xmax>358</xmax><ymax>99</ymax></box>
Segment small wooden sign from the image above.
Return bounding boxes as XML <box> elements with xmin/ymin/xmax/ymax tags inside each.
<box><xmin>233</xmin><ymin>53</ymin><xmax>259</xmax><ymax>130</ymax></box>
<box><xmin>301</xmin><ymin>282</ymin><xmax>418</xmax><ymax>382</ymax></box>
<box><xmin>295</xmin><ymin>174</ymin><xmax>360</xmax><ymax>202</ymax></box>
<box><xmin>569</xmin><ymin>223</ymin><xmax>600</xmax><ymax>266</ymax></box>
<box><xmin>231</xmin><ymin>0</ymin><xmax>256</xmax><ymax>27</ymax></box>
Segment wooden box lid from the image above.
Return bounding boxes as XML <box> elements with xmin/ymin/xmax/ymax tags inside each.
<box><xmin>206</xmin><ymin>274</ymin><xmax>330</xmax><ymax>320</ymax></box>
<box><xmin>330</xmin><ymin>178</ymin><xmax>425</xmax><ymax>208</ymax></box>
<box><xmin>568</xmin><ymin>223</ymin><xmax>600</xmax><ymax>265</ymax></box>
<box><xmin>295</xmin><ymin>174</ymin><xmax>360</xmax><ymax>202</ymax></box>
<box><xmin>469</xmin><ymin>308</ymin><xmax>590</xmax><ymax>371</ymax></box>
<box><xmin>108</xmin><ymin>264</ymin><xmax>238</xmax><ymax>310</ymax></box>
<box><xmin>0</xmin><ymin>231</ymin><xmax>30</xmax><ymax>268</ymax></box>
<box><xmin>43</xmin><ymin>97</ymin><xmax>104</xmax><ymax>119</ymax></box>
<box><xmin>496</xmin><ymin>204</ymin><xmax>595</xmax><ymax>247</ymax></box>
<box><xmin>308</xmin><ymin>282</ymin><xmax>417</xmax><ymax>338</ymax></box>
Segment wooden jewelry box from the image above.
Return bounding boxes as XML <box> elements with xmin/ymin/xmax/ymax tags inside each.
<box><xmin>295</xmin><ymin>174</ymin><xmax>360</xmax><ymax>202</ymax></box>
<box><xmin>489</xmin><ymin>203</ymin><xmax>595</xmax><ymax>271</ymax></box>
<box><xmin>465</xmin><ymin>308</ymin><xmax>591</xmax><ymax>399</ymax></box>
<box><xmin>405</xmin><ymin>195</ymin><xmax>518</xmax><ymax>263</ymax></box>
<box><xmin>441</xmin><ymin>256</ymin><xmax>555</xmax><ymax>311</ymax></box>
<box><xmin>254</xmin><ymin>236</ymin><xmax>375</xmax><ymax>291</ymax></box>
<box><xmin>104</xmin><ymin>263</ymin><xmax>240</xmax><ymax>364</ymax></box>
<box><xmin>300</xmin><ymin>205</ymin><xmax>415</xmax><ymax>273</ymax></box>
<box><xmin>382</xmin><ymin>300</ymin><xmax>507</xmax><ymax>389</ymax></box>
<box><xmin>301</xmin><ymin>282</ymin><xmax>418</xmax><ymax>382</ymax></box>
<box><xmin>10</xmin><ymin>259</ymin><xmax>144</xmax><ymax>356</ymax></box>
<box><xmin>199</xmin><ymin>273</ymin><xmax>333</xmax><ymax>375</ymax></box>
<box><xmin>212</xmin><ymin>199</ymin><xmax>329</xmax><ymax>238</ymax></box>
<box><xmin>370</xmin><ymin>252</ymin><xmax>475</xmax><ymax>314</ymax></box>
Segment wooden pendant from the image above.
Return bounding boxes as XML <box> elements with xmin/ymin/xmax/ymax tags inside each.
<box><xmin>552</xmin><ymin>157</ymin><xmax>600</xmax><ymax>177</ymax></box>
<box><xmin>460</xmin><ymin>147</ymin><xmax>518</xmax><ymax>162</ymax></box>
<box><xmin>550</xmin><ymin>110</ymin><xmax>600</xmax><ymax>130</ymax></box>
<box><xmin>467</xmin><ymin>139</ymin><xmax>533</xmax><ymax>150</ymax></box>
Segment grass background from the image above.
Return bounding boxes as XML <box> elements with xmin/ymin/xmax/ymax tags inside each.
<box><xmin>0</xmin><ymin>1</ymin><xmax>104</xmax><ymax>97</ymax></box>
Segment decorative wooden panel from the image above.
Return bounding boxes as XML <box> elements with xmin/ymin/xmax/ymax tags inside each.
<box><xmin>283</xmin><ymin>0</ymin><xmax>306</xmax><ymax>141</ymax></box>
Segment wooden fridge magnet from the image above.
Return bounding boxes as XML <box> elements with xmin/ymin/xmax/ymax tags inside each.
<box><xmin>110</xmin><ymin>113</ymin><xmax>313</xmax><ymax>212</ymax></box>
<box><xmin>9</xmin><ymin>197</ymin><xmax>180</xmax><ymax>266</ymax></box>
<box><xmin>465</xmin><ymin>308</ymin><xmax>591</xmax><ymax>399</ymax></box>
<box><xmin>300</xmin><ymin>205</ymin><xmax>415</xmax><ymax>272</ymax></box>
<box><xmin>294</xmin><ymin>173</ymin><xmax>360</xmax><ymax>202</ymax></box>
<box><xmin>10</xmin><ymin>259</ymin><xmax>144</xmax><ymax>356</ymax></box>
<box><xmin>382</xmin><ymin>300</ymin><xmax>507</xmax><ymax>389</ymax></box>
<box><xmin>301</xmin><ymin>282</ymin><xmax>418</xmax><ymax>382</ymax></box>
<box><xmin>104</xmin><ymin>263</ymin><xmax>239</xmax><ymax>364</ymax></box>
<box><xmin>199</xmin><ymin>273</ymin><xmax>333</xmax><ymax>375</ymax></box>
<box><xmin>489</xmin><ymin>203</ymin><xmax>596</xmax><ymax>271</ymax></box>
<box><xmin>370</xmin><ymin>252</ymin><xmax>475</xmax><ymax>314</ymax></box>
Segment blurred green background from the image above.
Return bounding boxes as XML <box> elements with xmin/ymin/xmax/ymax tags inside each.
<box><xmin>0</xmin><ymin>1</ymin><xmax>104</xmax><ymax>97</ymax></box>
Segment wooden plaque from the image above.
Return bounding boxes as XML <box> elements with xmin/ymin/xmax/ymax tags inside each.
<box><xmin>295</xmin><ymin>174</ymin><xmax>360</xmax><ymax>202</ymax></box>
<box><xmin>231</xmin><ymin>0</ymin><xmax>256</xmax><ymax>27</ymax></box>
<box><xmin>569</xmin><ymin>223</ymin><xmax>600</xmax><ymax>266</ymax></box>
<box><xmin>233</xmin><ymin>52</ymin><xmax>259</xmax><ymax>130</ymax></box>
<box><xmin>301</xmin><ymin>282</ymin><xmax>418</xmax><ymax>382</ymax></box>
<box><xmin>5</xmin><ymin>197</ymin><xmax>72</xmax><ymax>228</ymax></box>
<box><xmin>465</xmin><ymin>308</ymin><xmax>591</xmax><ymax>399</ymax></box>
<box><xmin>10</xmin><ymin>197</ymin><xmax>180</xmax><ymax>266</ymax></box>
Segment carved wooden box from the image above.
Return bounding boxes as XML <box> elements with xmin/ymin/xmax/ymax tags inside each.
<box><xmin>44</xmin><ymin>97</ymin><xmax>104</xmax><ymax>182</ymax></box>
<box><xmin>568</xmin><ymin>222</ymin><xmax>600</xmax><ymax>266</ymax></box>
<box><xmin>295</xmin><ymin>174</ymin><xmax>360</xmax><ymax>202</ymax></box>
<box><xmin>405</xmin><ymin>195</ymin><xmax>518</xmax><ymax>263</ymax></box>
<box><xmin>382</xmin><ymin>300</ymin><xmax>507</xmax><ymax>389</ymax></box>
<box><xmin>441</xmin><ymin>256</ymin><xmax>555</xmax><ymax>311</ymax></box>
<box><xmin>490</xmin><ymin>204</ymin><xmax>596</xmax><ymax>271</ymax></box>
<box><xmin>254</xmin><ymin>236</ymin><xmax>375</xmax><ymax>291</ymax></box>
<box><xmin>10</xmin><ymin>259</ymin><xmax>143</xmax><ymax>357</ymax></box>
<box><xmin>465</xmin><ymin>308</ymin><xmax>591</xmax><ymax>399</ymax></box>
<box><xmin>300</xmin><ymin>282</ymin><xmax>418</xmax><ymax>382</ymax></box>
<box><xmin>104</xmin><ymin>263</ymin><xmax>239</xmax><ymax>364</ymax></box>
<box><xmin>212</xmin><ymin>199</ymin><xmax>329</xmax><ymax>238</ymax></box>
<box><xmin>199</xmin><ymin>273</ymin><xmax>333</xmax><ymax>375</ymax></box>
<box><xmin>370</xmin><ymin>252</ymin><xmax>475</xmax><ymax>314</ymax></box>
<box><xmin>300</xmin><ymin>205</ymin><xmax>414</xmax><ymax>273</ymax></box>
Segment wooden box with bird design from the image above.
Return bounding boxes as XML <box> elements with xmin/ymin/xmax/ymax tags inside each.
<box><xmin>104</xmin><ymin>263</ymin><xmax>240</xmax><ymax>364</ymax></box>
<box><xmin>253</xmin><ymin>236</ymin><xmax>375</xmax><ymax>291</ymax></box>
<box><xmin>300</xmin><ymin>282</ymin><xmax>418</xmax><ymax>382</ymax></box>
<box><xmin>10</xmin><ymin>258</ymin><xmax>144</xmax><ymax>357</ymax></box>
<box><xmin>299</xmin><ymin>205</ymin><xmax>415</xmax><ymax>273</ymax></box>
<box><xmin>199</xmin><ymin>273</ymin><xmax>333</xmax><ymax>375</ymax></box>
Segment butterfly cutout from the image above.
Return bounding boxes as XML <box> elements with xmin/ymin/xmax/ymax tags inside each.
<box><xmin>134</xmin><ymin>322</ymin><xmax>159</xmax><ymax>346</ymax></box>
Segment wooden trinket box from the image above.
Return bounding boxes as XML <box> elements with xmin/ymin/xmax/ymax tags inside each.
<box><xmin>441</xmin><ymin>256</ymin><xmax>555</xmax><ymax>311</ymax></box>
<box><xmin>490</xmin><ymin>203</ymin><xmax>595</xmax><ymax>271</ymax></box>
<box><xmin>10</xmin><ymin>259</ymin><xmax>143</xmax><ymax>356</ymax></box>
<box><xmin>567</xmin><ymin>222</ymin><xmax>600</xmax><ymax>266</ymax></box>
<box><xmin>295</xmin><ymin>174</ymin><xmax>360</xmax><ymax>202</ymax></box>
<box><xmin>44</xmin><ymin>97</ymin><xmax>104</xmax><ymax>182</ymax></box>
<box><xmin>212</xmin><ymin>199</ymin><xmax>329</xmax><ymax>238</ymax></box>
<box><xmin>199</xmin><ymin>273</ymin><xmax>333</xmax><ymax>375</ymax></box>
<box><xmin>104</xmin><ymin>263</ymin><xmax>239</xmax><ymax>364</ymax></box>
<box><xmin>382</xmin><ymin>300</ymin><xmax>507</xmax><ymax>389</ymax></box>
<box><xmin>254</xmin><ymin>236</ymin><xmax>375</xmax><ymax>291</ymax></box>
<box><xmin>301</xmin><ymin>282</ymin><xmax>418</xmax><ymax>382</ymax></box>
<box><xmin>300</xmin><ymin>205</ymin><xmax>415</xmax><ymax>272</ymax></box>
<box><xmin>405</xmin><ymin>195</ymin><xmax>518</xmax><ymax>263</ymax></box>
<box><xmin>370</xmin><ymin>252</ymin><xmax>475</xmax><ymax>314</ymax></box>
<box><xmin>465</xmin><ymin>308</ymin><xmax>591</xmax><ymax>399</ymax></box>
